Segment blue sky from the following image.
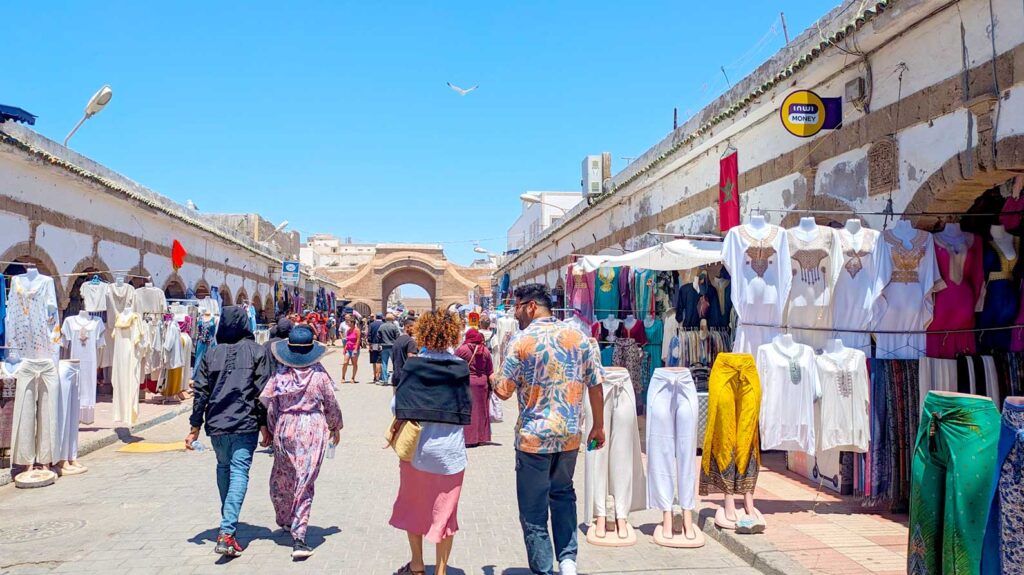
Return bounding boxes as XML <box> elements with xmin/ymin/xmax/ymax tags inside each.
<box><xmin>7</xmin><ymin>0</ymin><xmax>838</xmax><ymax>281</ymax></box>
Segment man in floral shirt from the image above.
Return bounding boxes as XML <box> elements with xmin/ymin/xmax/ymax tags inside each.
<box><xmin>496</xmin><ymin>284</ymin><xmax>605</xmax><ymax>575</ymax></box>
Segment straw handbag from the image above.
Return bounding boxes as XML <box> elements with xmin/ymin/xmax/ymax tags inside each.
<box><xmin>385</xmin><ymin>418</ymin><xmax>422</xmax><ymax>462</ymax></box>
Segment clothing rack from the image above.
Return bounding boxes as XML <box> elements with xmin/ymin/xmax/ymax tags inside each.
<box><xmin>739</xmin><ymin>322</ymin><xmax>1024</xmax><ymax>335</ymax></box>
<box><xmin>645</xmin><ymin>231</ymin><xmax>725</xmax><ymax>242</ymax></box>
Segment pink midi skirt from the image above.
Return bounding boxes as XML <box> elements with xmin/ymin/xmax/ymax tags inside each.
<box><xmin>389</xmin><ymin>460</ymin><xmax>464</xmax><ymax>543</ymax></box>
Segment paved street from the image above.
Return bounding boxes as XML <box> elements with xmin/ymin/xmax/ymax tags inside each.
<box><xmin>0</xmin><ymin>350</ymin><xmax>756</xmax><ymax>575</ymax></box>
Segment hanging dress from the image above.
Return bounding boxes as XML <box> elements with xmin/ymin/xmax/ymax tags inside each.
<box><xmin>60</xmin><ymin>316</ymin><xmax>105</xmax><ymax>424</ymax></box>
<box><xmin>192</xmin><ymin>317</ymin><xmax>217</xmax><ymax>380</ymax></box>
<box><xmin>5</xmin><ymin>274</ymin><xmax>59</xmax><ymax>361</ymax></box>
<box><xmin>784</xmin><ymin>225</ymin><xmax>842</xmax><ymax>351</ymax></box>
<box><xmin>566</xmin><ymin>264</ymin><xmax>596</xmax><ymax>324</ymax></box>
<box><xmin>722</xmin><ymin>224</ymin><xmax>792</xmax><ymax>354</ymax></box>
<box><xmin>832</xmin><ymin>227</ymin><xmax>884</xmax><ymax>352</ymax></box>
<box><xmin>873</xmin><ymin>230</ymin><xmax>943</xmax><ymax>359</ymax></box>
<box><xmin>928</xmin><ymin>231</ymin><xmax>984</xmax><ymax>358</ymax></box>
<box><xmin>642</xmin><ymin>318</ymin><xmax>663</xmax><ymax>403</ymax></box>
<box><xmin>594</xmin><ymin>267</ymin><xmax>620</xmax><ymax>319</ymax></box>
<box><xmin>111</xmin><ymin>312</ymin><xmax>146</xmax><ymax>425</ymax></box>
<box><xmin>633</xmin><ymin>269</ymin><xmax>657</xmax><ymax>320</ymax></box>
<box><xmin>976</xmin><ymin>238</ymin><xmax>1020</xmax><ymax>354</ymax></box>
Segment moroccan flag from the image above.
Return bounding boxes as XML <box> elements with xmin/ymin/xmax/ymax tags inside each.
<box><xmin>719</xmin><ymin>151</ymin><xmax>740</xmax><ymax>232</ymax></box>
<box><xmin>171</xmin><ymin>240</ymin><xmax>187</xmax><ymax>271</ymax></box>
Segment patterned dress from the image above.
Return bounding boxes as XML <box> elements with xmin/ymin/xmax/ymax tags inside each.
<box><xmin>260</xmin><ymin>363</ymin><xmax>343</xmax><ymax>541</ymax></box>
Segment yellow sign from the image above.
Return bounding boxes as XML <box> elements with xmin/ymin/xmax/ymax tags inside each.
<box><xmin>780</xmin><ymin>90</ymin><xmax>826</xmax><ymax>137</ymax></box>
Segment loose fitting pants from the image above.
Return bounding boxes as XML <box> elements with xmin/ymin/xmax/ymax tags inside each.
<box><xmin>583</xmin><ymin>368</ymin><xmax>645</xmax><ymax>520</ymax></box>
<box><xmin>56</xmin><ymin>360</ymin><xmax>81</xmax><ymax>462</ymax></box>
<box><xmin>646</xmin><ymin>368</ymin><xmax>699</xmax><ymax>511</ymax></box>
<box><xmin>908</xmin><ymin>392</ymin><xmax>998</xmax><ymax>575</ymax></box>
<box><xmin>10</xmin><ymin>359</ymin><xmax>60</xmax><ymax>466</ymax></box>
<box><xmin>700</xmin><ymin>353</ymin><xmax>761</xmax><ymax>496</ymax></box>
<box><xmin>981</xmin><ymin>398</ymin><xmax>1024</xmax><ymax>575</ymax></box>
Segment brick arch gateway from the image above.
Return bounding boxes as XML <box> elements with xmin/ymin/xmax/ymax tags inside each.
<box><xmin>321</xmin><ymin>245</ymin><xmax>492</xmax><ymax>316</ymax></box>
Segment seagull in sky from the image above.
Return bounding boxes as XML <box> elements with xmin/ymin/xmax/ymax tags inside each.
<box><xmin>447</xmin><ymin>82</ymin><xmax>479</xmax><ymax>96</ymax></box>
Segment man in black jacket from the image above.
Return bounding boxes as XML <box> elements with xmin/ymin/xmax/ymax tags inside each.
<box><xmin>185</xmin><ymin>306</ymin><xmax>272</xmax><ymax>558</ymax></box>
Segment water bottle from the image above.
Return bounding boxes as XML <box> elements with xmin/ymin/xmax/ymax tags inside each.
<box><xmin>325</xmin><ymin>441</ymin><xmax>337</xmax><ymax>459</ymax></box>
<box><xmin>191</xmin><ymin>440</ymin><xmax>206</xmax><ymax>452</ymax></box>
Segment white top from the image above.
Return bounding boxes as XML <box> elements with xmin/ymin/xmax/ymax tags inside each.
<box><xmin>105</xmin><ymin>283</ymin><xmax>136</xmax><ymax>316</ymax></box>
<box><xmin>163</xmin><ymin>322</ymin><xmax>185</xmax><ymax>369</ymax></box>
<box><xmin>60</xmin><ymin>316</ymin><xmax>105</xmax><ymax>369</ymax></box>
<box><xmin>814</xmin><ymin>348</ymin><xmax>870</xmax><ymax>453</ymax></box>
<box><xmin>873</xmin><ymin>230</ymin><xmax>944</xmax><ymax>358</ymax></box>
<box><xmin>5</xmin><ymin>274</ymin><xmax>59</xmax><ymax>361</ymax></box>
<box><xmin>756</xmin><ymin>340</ymin><xmax>820</xmax><ymax>455</ymax></box>
<box><xmin>134</xmin><ymin>287</ymin><xmax>168</xmax><ymax>314</ymax></box>
<box><xmin>80</xmin><ymin>282</ymin><xmax>108</xmax><ymax>312</ymax></box>
<box><xmin>784</xmin><ymin>225</ymin><xmax>842</xmax><ymax>351</ymax></box>
<box><xmin>661</xmin><ymin>312</ymin><xmax>679</xmax><ymax>363</ymax></box>
<box><xmin>832</xmin><ymin>228</ymin><xmax>885</xmax><ymax>351</ymax></box>
<box><xmin>723</xmin><ymin>224</ymin><xmax>792</xmax><ymax>353</ymax></box>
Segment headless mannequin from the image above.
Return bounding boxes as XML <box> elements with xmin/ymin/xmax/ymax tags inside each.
<box><xmin>791</xmin><ymin>216</ymin><xmax>819</xmax><ymax>242</ymax></box>
<box><xmin>823</xmin><ymin>337</ymin><xmax>845</xmax><ymax>355</ymax></box>
<box><xmin>891</xmin><ymin>219</ymin><xmax>917</xmax><ymax>247</ymax></box>
<box><xmin>58</xmin><ymin>358</ymin><xmax>84</xmax><ymax>473</ymax></box>
<box><xmin>24</xmin><ymin>266</ymin><xmax>39</xmax><ymax>281</ymax></box>
<box><xmin>991</xmin><ymin>224</ymin><xmax>1016</xmax><ymax>261</ymax></box>
<box><xmin>594</xmin><ymin>368</ymin><xmax>632</xmax><ymax>541</ymax></box>
<box><xmin>602</xmin><ymin>315</ymin><xmax>622</xmax><ymax>342</ymax></box>
<box><xmin>844</xmin><ymin>219</ymin><xmax>865</xmax><ymax>250</ymax></box>
<box><xmin>655</xmin><ymin>365</ymin><xmax>705</xmax><ymax>548</ymax></box>
<box><xmin>745</xmin><ymin>215</ymin><xmax>769</xmax><ymax>239</ymax></box>
<box><xmin>115</xmin><ymin>275</ymin><xmax>125</xmax><ymax>286</ymax></box>
<box><xmin>144</xmin><ymin>282</ymin><xmax>154</xmax><ymax>288</ymax></box>
<box><xmin>643</xmin><ymin>312</ymin><xmax>656</xmax><ymax>328</ymax></box>
<box><xmin>623</xmin><ymin>314</ymin><xmax>637</xmax><ymax>331</ymax></box>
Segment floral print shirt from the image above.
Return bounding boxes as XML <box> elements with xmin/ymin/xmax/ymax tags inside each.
<box><xmin>497</xmin><ymin>317</ymin><xmax>604</xmax><ymax>454</ymax></box>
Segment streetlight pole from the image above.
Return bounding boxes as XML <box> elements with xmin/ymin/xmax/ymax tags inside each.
<box><xmin>64</xmin><ymin>85</ymin><xmax>113</xmax><ymax>147</ymax></box>
<box><xmin>519</xmin><ymin>193</ymin><xmax>568</xmax><ymax>215</ymax></box>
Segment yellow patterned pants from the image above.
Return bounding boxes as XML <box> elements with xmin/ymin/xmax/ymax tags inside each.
<box><xmin>700</xmin><ymin>353</ymin><xmax>761</xmax><ymax>495</ymax></box>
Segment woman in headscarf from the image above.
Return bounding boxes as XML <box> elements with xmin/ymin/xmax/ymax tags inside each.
<box><xmin>455</xmin><ymin>328</ymin><xmax>493</xmax><ymax>447</ymax></box>
<box><xmin>261</xmin><ymin>324</ymin><xmax>343</xmax><ymax>560</ymax></box>
<box><xmin>389</xmin><ymin>310</ymin><xmax>471</xmax><ymax>575</ymax></box>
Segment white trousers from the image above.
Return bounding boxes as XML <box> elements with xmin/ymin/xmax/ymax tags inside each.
<box><xmin>584</xmin><ymin>368</ymin><xmax>646</xmax><ymax>519</ymax></box>
<box><xmin>646</xmin><ymin>367</ymin><xmax>699</xmax><ymax>511</ymax></box>
<box><xmin>57</xmin><ymin>361</ymin><xmax>81</xmax><ymax>461</ymax></box>
<box><xmin>10</xmin><ymin>359</ymin><xmax>60</xmax><ymax>466</ymax></box>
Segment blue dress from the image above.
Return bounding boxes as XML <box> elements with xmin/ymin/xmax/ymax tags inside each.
<box><xmin>977</xmin><ymin>240</ymin><xmax>1020</xmax><ymax>353</ymax></box>
<box><xmin>642</xmin><ymin>319</ymin><xmax>663</xmax><ymax>401</ymax></box>
<box><xmin>192</xmin><ymin>318</ymin><xmax>217</xmax><ymax>379</ymax></box>
<box><xmin>594</xmin><ymin>268</ymin><xmax>620</xmax><ymax>318</ymax></box>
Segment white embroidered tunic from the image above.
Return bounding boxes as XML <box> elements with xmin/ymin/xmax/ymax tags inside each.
<box><xmin>873</xmin><ymin>230</ymin><xmax>944</xmax><ymax>359</ymax></box>
<box><xmin>60</xmin><ymin>316</ymin><xmax>105</xmax><ymax>424</ymax></box>
<box><xmin>756</xmin><ymin>340</ymin><xmax>820</xmax><ymax>455</ymax></box>
<box><xmin>5</xmin><ymin>274</ymin><xmax>59</xmax><ymax>361</ymax></box>
<box><xmin>722</xmin><ymin>224</ymin><xmax>792</xmax><ymax>354</ymax></box>
<box><xmin>784</xmin><ymin>225</ymin><xmax>842</xmax><ymax>351</ymax></box>
<box><xmin>814</xmin><ymin>348</ymin><xmax>870</xmax><ymax>453</ymax></box>
<box><xmin>831</xmin><ymin>228</ymin><xmax>885</xmax><ymax>352</ymax></box>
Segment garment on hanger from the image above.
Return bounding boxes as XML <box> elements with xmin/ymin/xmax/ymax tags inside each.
<box><xmin>977</xmin><ymin>237</ymin><xmax>1020</xmax><ymax>353</ymax></box>
<box><xmin>814</xmin><ymin>348</ymin><xmax>869</xmax><ymax>453</ymax></box>
<box><xmin>619</xmin><ymin>266</ymin><xmax>633</xmax><ymax>318</ymax></box>
<box><xmin>722</xmin><ymin>224</ymin><xmax>792</xmax><ymax>354</ymax></box>
<box><xmin>0</xmin><ymin>361</ymin><xmax>16</xmax><ymax>451</ymax></box>
<box><xmin>646</xmin><ymin>368</ymin><xmax>699</xmax><ymax>512</ymax></box>
<box><xmin>700</xmin><ymin>353</ymin><xmax>761</xmax><ymax>495</ymax></box>
<box><xmin>1000</xmin><ymin>195</ymin><xmax>1024</xmax><ymax>233</ymax></box>
<box><xmin>928</xmin><ymin>231</ymin><xmax>984</xmax><ymax>358</ymax></box>
<box><xmin>908</xmin><ymin>392</ymin><xmax>998</xmax><ymax>575</ymax></box>
<box><xmin>105</xmin><ymin>282</ymin><xmax>136</xmax><ymax>315</ymax></box>
<box><xmin>832</xmin><ymin>227</ymin><xmax>884</xmax><ymax>351</ymax></box>
<box><xmin>633</xmin><ymin>268</ymin><xmax>657</xmax><ymax>320</ymax></box>
<box><xmin>80</xmin><ymin>282</ymin><xmax>107</xmax><ymax>313</ymax></box>
<box><xmin>655</xmin><ymin>271</ymin><xmax>676</xmax><ymax>317</ymax></box>
<box><xmin>674</xmin><ymin>277</ymin><xmax>724</xmax><ymax>328</ymax></box>
<box><xmin>873</xmin><ymin>229</ymin><xmax>943</xmax><ymax>359</ymax></box>
<box><xmin>756</xmin><ymin>340</ymin><xmax>819</xmax><ymax>455</ymax></box>
<box><xmin>566</xmin><ymin>264</ymin><xmax>596</xmax><ymax>324</ymax></box>
<box><xmin>661</xmin><ymin>311</ymin><xmax>679</xmax><ymax>365</ymax></box>
<box><xmin>611</xmin><ymin>338</ymin><xmax>646</xmax><ymax>403</ymax></box>
<box><xmin>9</xmin><ymin>358</ymin><xmax>60</xmax><ymax>466</ymax></box>
<box><xmin>56</xmin><ymin>360</ymin><xmax>80</xmax><ymax>463</ymax></box>
<box><xmin>60</xmin><ymin>315</ymin><xmax>104</xmax><ymax>425</ymax></box>
<box><xmin>582</xmin><ymin>368</ymin><xmax>646</xmax><ymax>520</ymax></box>
<box><xmin>642</xmin><ymin>318</ymin><xmax>664</xmax><ymax>398</ymax></box>
<box><xmin>0</xmin><ymin>275</ymin><xmax>6</xmax><ymax>360</ymax></box>
<box><xmin>111</xmin><ymin>312</ymin><xmax>146</xmax><ymax>425</ymax></box>
<box><xmin>134</xmin><ymin>286</ymin><xmax>167</xmax><ymax>314</ymax></box>
<box><xmin>5</xmin><ymin>274</ymin><xmax>59</xmax><ymax>361</ymax></box>
<box><xmin>712</xmin><ymin>268</ymin><xmax>734</xmax><ymax>326</ymax></box>
<box><xmin>594</xmin><ymin>267</ymin><xmax>620</xmax><ymax>318</ymax></box>
<box><xmin>981</xmin><ymin>399</ymin><xmax>1024</xmax><ymax>574</ymax></box>
<box><xmin>784</xmin><ymin>225</ymin><xmax>842</xmax><ymax>351</ymax></box>
<box><xmin>192</xmin><ymin>316</ymin><xmax>217</xmax><ymax>380</ymax></box>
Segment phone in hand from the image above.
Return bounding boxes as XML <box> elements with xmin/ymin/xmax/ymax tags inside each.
<box><xmin>587</xmin><ymin>438</ymin><xmax>599</xmax><ymax>451</ymax></box>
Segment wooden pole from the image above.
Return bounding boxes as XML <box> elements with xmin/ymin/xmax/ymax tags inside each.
<box><xmin>780</xmin><ymin>12</ymin><xmax>790</xmax><ymax>43</ymax></box>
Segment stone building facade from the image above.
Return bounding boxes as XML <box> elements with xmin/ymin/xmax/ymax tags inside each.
<box><xmin>496</xmin><ymin>0</ymin><xmax>1024</xmax><ymax>289</ymax></box>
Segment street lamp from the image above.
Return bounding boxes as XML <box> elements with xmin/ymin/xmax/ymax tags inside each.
<box><xmin>520</xmin><ymin>193</ymin><xmax>567</xmax><ymax>214</ymax></box>
<box><xmin>64</xmin><ymin>85</ymin><xmax>113</xmax><ymax>146</ymax></box>
<box><xmin>264</xmin><ymin>220</ymin><xmax>289</xmax><ymax>242</ymax></box>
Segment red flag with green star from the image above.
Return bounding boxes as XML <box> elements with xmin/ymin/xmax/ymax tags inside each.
<box><xmin>719</xmin><ymin>151</ymin><xmax>739</xmax><ymax>232</ymax></box>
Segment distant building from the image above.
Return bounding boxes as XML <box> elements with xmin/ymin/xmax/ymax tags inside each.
<box><xmin>506</xmin><ymin>191</ymin><xmax>583</xmax><ymax>252</ymax></box>
<box><xmin>204</xmin><ymin>213</ymin><xmax>300</xmax><ymax>260</ymax></box>
<box><xmin>300</xmin><ymin>234</ymin><xmax>377</xmax><ymax>270</ymax></box>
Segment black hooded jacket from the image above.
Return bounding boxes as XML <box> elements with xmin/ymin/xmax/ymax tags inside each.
<box><xmin>395</xmin><ymin>356</ymin><xmax>471</xmax><ymax>425</ymax></box>
<box><xmin>190</xmin><ymin>306</ymin><xmax>271</xmax><ymax>436</ymax></box>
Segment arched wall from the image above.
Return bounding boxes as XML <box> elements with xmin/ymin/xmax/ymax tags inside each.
<box><xmin>381</xmin><ymin>268</ymin><xmax>437</xmax><ymax>312</ymax></box>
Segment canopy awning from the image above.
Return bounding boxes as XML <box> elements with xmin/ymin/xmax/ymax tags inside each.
<box><xmin>578</xmin><ymin>239</ymin><xmax>723</xmax><ymax>273</ymax></box>
<box><xmin>0</xmin><ymin>105</ymin><xmax>36</xmax><ymax>125</ymax></box>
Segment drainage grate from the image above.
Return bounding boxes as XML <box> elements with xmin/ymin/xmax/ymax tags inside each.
<box><xmin>0</xmin><ymin>520</ymin><xmax>86</xmax><ymax>544</ymax></box>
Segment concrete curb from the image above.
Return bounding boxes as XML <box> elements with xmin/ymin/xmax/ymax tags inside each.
<box><xmin>0</xmin><ymin>400</ymin><xmax>193</xmax><ymax>488</ymax></box>
<box><xmin>697</xmin><ymin>506</ymin><xmax>812</xmax><ymax>575</ymax></box>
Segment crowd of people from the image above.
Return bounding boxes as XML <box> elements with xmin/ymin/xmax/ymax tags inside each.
<box><xmin>184</xmin><ymin>283</ymin><xmax>606</xmax><ymax>575</ymax></box>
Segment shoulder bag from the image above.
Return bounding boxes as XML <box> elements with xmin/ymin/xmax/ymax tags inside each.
<box><xmin>385</xmin><ymin>418</ymin><xmax>422</xmax><ymax>462</ymax></box>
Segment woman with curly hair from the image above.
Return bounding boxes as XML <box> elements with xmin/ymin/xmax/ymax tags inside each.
<box><xmin>389</xmin><ymin>310</ymin><xmax>471</xmax><ymax>575</ymax></box>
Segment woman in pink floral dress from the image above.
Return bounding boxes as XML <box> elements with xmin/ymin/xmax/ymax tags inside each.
<box><xmin>261</xmin><ymin>324</ymin><xmax>343</xmax><ymax>560</ymax></box>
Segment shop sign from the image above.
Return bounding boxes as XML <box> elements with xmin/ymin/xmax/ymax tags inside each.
<box><xmin>780</xmin><ymin>90</ymin><xmax>842</xmax><ymax>137</ymax></box>
<box><xmin>281</xmin><ymin>261</ymin><xmax>300</xmax><ymax>285</ymax></box>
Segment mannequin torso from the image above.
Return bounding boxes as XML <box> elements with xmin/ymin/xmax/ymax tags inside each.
<box><xmin>891</xmin><ymin>220</ymin><xmax>918</xmax><ymax>247</ymax></box>
<box><xmin>991</xmin><ymin>224</ymin><xmax>1017</xmax><ymax>260</ymax></box>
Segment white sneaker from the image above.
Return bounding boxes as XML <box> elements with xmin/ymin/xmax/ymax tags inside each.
<box><xmin>559</xmin><ymin>559</ymin><xmax>578</xmax><ymax>575</ymax></box>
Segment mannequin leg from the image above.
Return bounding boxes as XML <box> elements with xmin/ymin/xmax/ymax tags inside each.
<box><xmin>37</xmin><ymin>362</ymin><xmax>60</xmax><ymax>469</ymax></box>
<box><xmin>676</xmin><ymin>376</ymin><xmax>699</xmax><ymax>537</ymax></box>
<box><xmin>435</xmin><ymin>536</ymin><xmax>453</xmax><ymax>575</ymax></box>
<box><xmin>405</xmin><ymin>533</ymin><xmax>425</xmax><ymax>572</ymax></box>
<box><xmin>645</xmin><ymin>374</ymin><xmax>676</xmax><ymax>517</ymax></box>
<box><xmin>10</xmin><ymin>366</ymin><xmax>41</xmax><ymax>468</ymax></box>
<box><xmin>609</xmin><ymin>388</ymin><xmax>636</xmax><ymax>538</ymax></box>
<box><xmin>723</xmin><ymin>495</ymin><xmax>739</xmax><ymax>522</ymax></box>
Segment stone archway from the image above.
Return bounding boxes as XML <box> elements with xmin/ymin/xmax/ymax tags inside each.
<box><xmin>219</xmin><ymin>285</ymin><xmax>234</xmax><ymax>306</ymax></box>
<box><xmin>164</xmin><ymin>274</ymin><xmax>187</xmax><ymax>300</ymax></box>
<box><xmin>194</xmin><ymin>279</ymin><xmax>211</xmax><ymax>300</ymax></box>
<box><xmin>0</xmin><ymin>241</ymin><xmax>67</xmax><ymax>311</ymax></box>
<box><xmin>381</xmin><ymin>267</ymin><xmax>437</xmax><ymax>313</ymax></box>
<box><xmin>64</xmin><ymin>256</ymin><xmax>115</xmax><ymax>318</ymax></box>
<box><xmin>236</xmin><ymin>288</ymin><xmax>249</xmax><ymax>306</ymax></box>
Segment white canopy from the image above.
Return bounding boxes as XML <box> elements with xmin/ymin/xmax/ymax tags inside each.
<box><xmin>578</xmin><ymin>239</ymin><xmax>723</xmax><ymax>273</ymax></box>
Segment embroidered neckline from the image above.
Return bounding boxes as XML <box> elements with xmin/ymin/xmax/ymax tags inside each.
<box><xmin>838</xmin><ymin>229</ymin><xmax>877</xmax><ymax>279</ymax></box>
<box><xmin>738</xmin><ymin>226</ymin><xmax>779</xmax><ymax>279</ymax></box>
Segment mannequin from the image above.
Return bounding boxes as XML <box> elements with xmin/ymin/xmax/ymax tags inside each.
<box><xmin>114</xmin><ymin>275</ymin><xmax>125</xmax><ymax>286</ymax></box>
<box><xmin>774</xmin><ymin>332</ymin><xmax>796</xmax><ymax>351</ymax></box>
<box><xmin>891</xmin><ymin>219</ymin><xmax>917</xmax><ymax>245</ymax></box>
<box><xmin>823</xmin><ymin>337</ymin><xmax>845</xmax><ymax>355</ymax></box>
<box><xmin>622</xmin><ymin>314</ymin><xmax>638</xmax><ymax>331</ymax></box>
<box><xmin>24</xmin><ymin>266</ymin><xmax>38</xmax><ymax>281</ymax></box>
<box><xmin>991</xmin><ymin>224</ymin><xmax>1016</xmax><ymax>260</ymax></box>
<box><xmin>748</xmin><ymin>214</ymin><xmax>767</xmax><ymax>230</ymax></box>
<box><xmin>791</xmin><ymin>216</ymin><xmax>819</xmax><ymax>241</ymax></box>
<box><xmin>844</xmin><ymin>219</ymin><xmax>863</xmax><ymax>249</ymax></box>
<box><xmin>144</xmin><ymin>282</ymin><xmax>153</xmax><ymax>288</ymax></box>
<box><xmin>601</xmin><ymin>314</ymin><xmax>622</xmax><ymax>339</ymax></box>
<box><xmin>643</xmin><ymin>312</ymin><xmax>656</xmax><ymax>328</ymax></box>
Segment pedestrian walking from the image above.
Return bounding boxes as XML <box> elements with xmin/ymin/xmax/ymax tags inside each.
<box><xmin>390</xmin><ymin>317</ymin><xmax>419</xmax><ymax>387</ymax></box>
<box><xmin>495</xmin><ymin>284</ymin><xmax>605</xmax><ymax>575</ymax></box>
<box><xmin>185</xmin><ymin>305</ymin><xmax>273</xmax><ymax>558</ymax></box>
<box><xmin>378</xmin><ymin>312</ymin><xmax>402</xmax><ymax>385</ymax></box>
<box><xmin>341</xmin><ymin>316</ymin><xmax>361</xmax><ymax>383</ymax></box>
<box><xmin>264</xmin><ymin>317</ymin><xmax>294</xmax><ymax>372</ymax></box>
<box><xmin>327</xmin><ymin>315</ymin><xmax>337</xmax><ymax>345</ymax></box>
<box><xmin>455</xmin><ymin>328</ymin><xmax>493</xmax><ymax>447</ymax></box>
<box><xmin>260</xmin><ymin>325</ymin><xmax>344</xmax><ymax>560</ymax></box>
<box><xmin>389</xmin><ymin>310</ymin><xmax>471</xmax><ymax>575</ymax></box>
<box><xmin>369</xmin><ymin>314</ymin><xmax>384</xmax><ymax>383</ymax></box>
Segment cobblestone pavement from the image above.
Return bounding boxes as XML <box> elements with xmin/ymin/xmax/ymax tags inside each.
<box><xmin>0</xmin><ymin>350</ymin><xmax>757</xmax><ymax>575</ymax></box>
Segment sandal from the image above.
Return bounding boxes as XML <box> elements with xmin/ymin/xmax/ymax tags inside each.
<box><xmin>394</xmin><ymin>563</ymin><xmax>426</xmax><ymax>575</ymax></box>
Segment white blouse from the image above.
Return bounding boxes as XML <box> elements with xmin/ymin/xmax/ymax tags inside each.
<box><xmin>832</xmin><ymin>228</ymin><xmax>885</xmax><ymax>352</ymax></box>
<box><xmin>723</xmin><ymin>224</ymin><xmax>793</xmax><ymax>354</ymax></box>
<box><xmin>814</xmin><ymin>348</ymin><xmax>870</xmax><ymax>453</ymax></box>
<box><xmin>873</xmin><ymin>230</ymin><xmax>944</xmax><ymax>359</ymax></box>
<box><xmin>756</xmin><ymin>340</ymin><xmax>820</xmax><ymax>456</ymax></box>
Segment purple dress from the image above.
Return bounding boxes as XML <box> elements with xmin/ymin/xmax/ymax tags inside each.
<box><xmin>260</xmin><ymin>363</ymin><xmax>343</xmax><ymax>541</ymax></box>
<box><xmin>455</xmin><ymin>342</ymin><xmax>493</xmax><ymax>446</ymax></box>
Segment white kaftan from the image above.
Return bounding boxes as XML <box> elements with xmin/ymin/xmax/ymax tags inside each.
<box><xmin>60</xmin><ymin>316</ymin><xmax>105</xmax><ymax>424</ymax></box>
<box><xmin>873</xmin><ymin>230</ymin><xmax>944</xmax><ymax>359</ymax></box>
<box><xmin>102</xmin><ymin>283</ymin><xmax>135</xmax><ymax>369</ymax></box>
<box><xmin>5</xmin><ymin>274</ymin><xmax>59</xmax><ymax>361</ymax></box>
<box><xmin>813</xmin><ymin>348</ymin><xmax>869</xmax><ymax>453</ymax></box>
<box><xmin>784</xmin><ymin>225</ymin><xmax>842</xmax><ymax>351</ymax></box>
<box><xmin>831</xmin><ymin>228</ymin><xmax>885</xmax><ymax>352</ymax></box>
<box><xmin>722</xmin><ymin>224</ymin><xmax>792</xmax><ymax>354</ymax></box>
<box><xmin>79</xmin><ymin>282</ymin><xmax>107</xmax><ymax>312</ymax></box>
<box><xmin>111</xmin><ymin>312</ymin><xmax>146</xmax><ymax>425</ymax></box>
<box><xmin>133</xmin><ymin>287</ymin><xmax>167</xmax><ymax>314</ymax></box>
<box><xmin>756</xmin><ymin>340</ymin><xmax>820</xmax><ymax>455</ymax></box>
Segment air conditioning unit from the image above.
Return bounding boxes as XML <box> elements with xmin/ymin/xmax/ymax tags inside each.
<box><xmin>582</xmin><ymin>155</ymin><xmax>603</xmax><ymax>197</ymax></box>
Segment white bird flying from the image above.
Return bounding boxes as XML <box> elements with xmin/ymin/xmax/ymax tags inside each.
<box><xmin>447</xmin><ymin>82</ymin><xmax>479</xmax><ymax>96</ymax></box>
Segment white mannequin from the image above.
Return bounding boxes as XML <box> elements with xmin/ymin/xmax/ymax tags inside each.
<box><xmin>77</xmin><ymin>310</ymin><xmax>90</xmax><ymax>320</ymax></box>
<box><xmin>602</xmin><ymin>315</ymin><xmax>622</xmax><ymax>342</ymax></box>
<box><xmin>936</xmin><ymin>222</ymin><xmax>967</xmax><ymax>251</ymax></box>
<box><xmin>773</xmin><ymin>332</ymin><xmax>797</xmax><ymax>351</ymax></box>
<box><xmin>114</xmin><ymin>275</ymin><xmax>125</xmax><ymax>286</ymax></box>
<box><xmin>654</xmin><ymin>365</ymin><xmax>706</xmax><ymax>548</ymax></box>
<box><xmin>823</xmin><ymin>338</ymin><xmax>845</xmax><ymax>355</ymax></box>
<box><xmin>991</xmin><ymin>224</ymin><xmax>1016</xmax><ymax>260</ymax></box>
<box><xmin>23</xmin><ymin>266</ymin><xmax>39</xmax><ymax>280</ymax></box>
<box><xmin>643</xmin><ymin>312</ymin><xmax>656</xmax><ymax>328</ymax></box>
<box><xmin>748</xmin><ymin>215</ymin><xmax>767</xmax><ymax>230</ymax></box>
<box><xmin>844</xmin><ymin>219</ymin><xmax>864</xmax><ymax>250</ymax></box>
<box><xmin>623</xmin><ymin>314</ymin><xmax>638</xmax><ymax>331</ymax></box>
<box><xmin>144</xmin><ymin>282</ymin><xmax>154</xmax><ymax>288</ymax></box>
<box><xmin>891</xmin><ymin>219</ymin><xmax>917</xmax><ymax>246</ymax></box>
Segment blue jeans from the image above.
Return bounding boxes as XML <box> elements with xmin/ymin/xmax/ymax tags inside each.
<box><xmin>210</xmin><ymin>432</ymin><xmax>258</xmax><ymax>536</ymax></box>
<box><xmin>380</xmin><ymin>347</ymin><xmax>393</xmax><ymax>382</ymax></box>
<box><xmin>515</xmin><ymin>449</ymin><xmax>579</xmax><ymax>575</ymax></box>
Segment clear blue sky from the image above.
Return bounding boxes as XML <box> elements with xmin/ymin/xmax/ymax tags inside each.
<box><xmin>8</xmin><ymin>1</ymin><xmax>838</xmax><ymax>274</ymax></box>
